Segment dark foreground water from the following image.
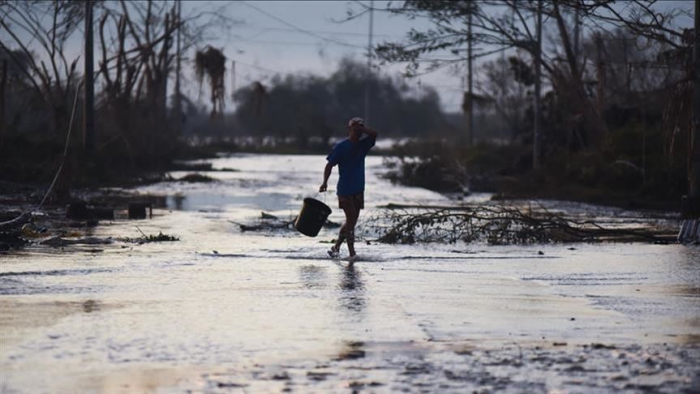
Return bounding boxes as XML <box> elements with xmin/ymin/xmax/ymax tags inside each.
<box><xmin>1</xmin><ymin>154</ymin><xmax>698</xmax><ymax>392</ymax></box>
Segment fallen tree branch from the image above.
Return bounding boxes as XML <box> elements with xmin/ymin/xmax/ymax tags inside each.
<box><xmin>0</xmin><ymin>213</ymin><xmax>32</xmax><ymax>231</ymax></box>
<box><xmin>368</xmin><ymin>205</ymin><xmax>676</xmax><ymax>245</ymax></box>
<box><xmin>229</xmin><ymin>212</ymin><xmax>341</xmax><ymax>233</ymax></box>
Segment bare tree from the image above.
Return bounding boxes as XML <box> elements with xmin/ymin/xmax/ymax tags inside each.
<box><xmin>372</xmin><ymin>0</ymin><xmax>691</xmax><ymax>152</ymax></box>
<box><xmin>478</xmin><ymin>56</ymin><xmax>531</xmax><ymax>141</ymax></box>
<box><xmin>90</xmin><ymin>0</ymin><xmax>239</xmax><ymax>154</ymax></box>
<box><xmin>0</xmin><ymin>0</ymin><xmax>83</xmax><ymax>136</ymax></box>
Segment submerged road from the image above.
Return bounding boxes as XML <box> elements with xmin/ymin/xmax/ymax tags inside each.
<box><xmin>1</xmin><ymin>154</ymin><xmax>699</xmax><ymax>392</ymax></box>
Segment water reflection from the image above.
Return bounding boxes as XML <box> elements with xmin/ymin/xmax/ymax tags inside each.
<box><xmin>297</xmin><ymin>263</ymin><xmax>366</xmax><ymax>315</ymax></box>
<box><xmin>82</xmin><ymin>299</ymin><xmax>99</xmax><ymax>313</ymax></box>
<box><xmin>172</xmin><ymin>194</ymin><xmax>186</xmax><ymax>211</ymax></box>
<box><xmin>337</xmin><ymin>264</ymin><xmax>365</xmax><ymax>313</ymax></box>
<box><xmin>298</xmin><ymin>265</ymin><xmax>327</xmax><ymax>290</ymax></box>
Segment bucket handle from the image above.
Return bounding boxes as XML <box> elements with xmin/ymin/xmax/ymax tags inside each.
<box><xmin>312</xmin><ymin>190</ymin><xmax>328</xmax><ymax>203</ymax></box>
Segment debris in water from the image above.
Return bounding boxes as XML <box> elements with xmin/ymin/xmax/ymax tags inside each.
<box><xmin>591</xmin><ymin>343</ymin><xmax>617</xmax><ymax>350</ymax></box>
<box><xmin>216</xmin><ymin>382</ymin><xmax>247</xmax><ymax>388</ymax></box>
<box><xmin>0</xmin><ymin>230</ymin><xmax>28</xmax><ymax>250</ymax></box>
<box><xmin>261</xmin><ymin>212</ymin><xmax>279</xmax><ymax>220</ymax></box>
<box><xmin>119</xmin><ymin>228</ymin><xmax>179</xmax><ymax>244</ymax></box>
<box><xmin>231</xmin><ymin>215</ymin><xmax>340</xmax><ymax>233</ymax></box>
<box><xmin>41</xmin><ymin>236</ymin><xmax>113</xmax><ymax>248</ymax></box>
<box><xmin>307</xmin><ymin>371</ymin><xmax>334</xmax><ymax>381</ymax></box>
<box><xmin>128</xmin><ymin>202</ymin><xmax>152</xmax><ymax>219</ymax></box>
<box><xmin>178</xmin><ymin>173</ymin><xmax>217</xmax><ymax>183</ymax></box>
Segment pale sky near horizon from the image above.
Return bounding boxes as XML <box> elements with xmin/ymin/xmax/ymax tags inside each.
<box><xmin>183</xmin><ymin>0</ymin><xmax>470</xmax><ymax>112</ymax></box>
<box><xmin>181</xmin><ymin>0</ymin><xmax>695</xmax><ymax>114</ymax></box>
<box><xmin>4</xmin><ymin>0</ymin><xmax>695</xmax><ymax>114</ymax></box>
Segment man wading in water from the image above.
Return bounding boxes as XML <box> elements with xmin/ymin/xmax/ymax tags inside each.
<box><xmin>319</xmin><ymin>117</ymin><xmax>379</xmax><ymax>263</ymax></box>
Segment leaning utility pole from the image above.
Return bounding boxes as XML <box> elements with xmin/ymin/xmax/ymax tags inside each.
<box><xmin>467</xmin><ymin>10</ymin><xmax>474</xmax><ymax>146</ymax></box>
<box><xmin>533</xmin><ymin>0</ymin><xmax>543</xmax><ymax>169</ymax></box>
<box><xmin>83</xmin><ymin>0</ymin><xmax>95</xmax><ymax>152</ymax></box>
<box><xmin>364</xmin><ymin>0</ymin><xmax>374</xmax><ymax>124</ymax></box>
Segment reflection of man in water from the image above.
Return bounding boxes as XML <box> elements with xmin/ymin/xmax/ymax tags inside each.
<box><xmin>319</xmin><ymin>117</ymin><xmax>379</xmax><ymax>263</ymax></box>
<box><xmin>339</xmin><ymin>264</ymin><xmax>365</xmax><ymax>312</ymax></box>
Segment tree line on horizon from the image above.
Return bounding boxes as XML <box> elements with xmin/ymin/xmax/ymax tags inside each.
<box><xmin>0</xmin><ymin>0</ymin><xmax>696</xmax><ymax>209</ymax></box>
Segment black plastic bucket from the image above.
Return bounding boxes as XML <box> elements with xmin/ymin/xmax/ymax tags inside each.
<box><xmin>295</xmin><ymin>197</ymin><xmax>332</xmax><ymax>237</ymax></box>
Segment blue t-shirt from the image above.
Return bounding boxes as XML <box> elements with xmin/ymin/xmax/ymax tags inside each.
<box><xmin>326</xmin><ymin>136</ymin><xmax>376</xmax><ymax>196</ymax></box>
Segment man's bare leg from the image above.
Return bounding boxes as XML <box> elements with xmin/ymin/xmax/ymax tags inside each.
<box><xmin>343</xmin><ymin>206</ymin><xmax>360</xmax><ymax>261</ymax></box>
<box><xmin>329</xmin><ymin>225</ymin><xmax>347</xmax><ymax>257</ymax></box>
<box><xmin>330</xmin><ymin>207</ymin><xmax>359</xmax><ymax>258</ymax></box>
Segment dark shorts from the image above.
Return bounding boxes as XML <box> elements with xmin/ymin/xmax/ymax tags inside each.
<box><xmin>338</xmin><ymin>193</ymin><xmax>364</xmax><ymax>210</ymax></box>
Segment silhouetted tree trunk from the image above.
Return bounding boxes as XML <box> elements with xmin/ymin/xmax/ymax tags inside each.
<box><xmin>594</xmin><ymin>33</ymin><xmax>606</xmax><ymax>116</ymax></box>
<box><xmin>467</xmin><ymin>11</ymin><xmax>473</xmax><ymax>146</ymax></box>
<box><xmin>533</xmin><ymin>0</ymin><xmax>542</xmax><ymax>170</ymax></box>
<box><xmin>552</xmin><ymin>1</ymin><xmax>607</xmax><ymax>147</ymax></box>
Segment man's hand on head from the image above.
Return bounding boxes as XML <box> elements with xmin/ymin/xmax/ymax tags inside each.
<box><xmin>360</xmin><ymin>125</ymin><xmax>378</xmax><ymax>139</ymax></box>
<box><xmin>347</xmin><ymin>117</ymin><xmax>377</xmax><ymax>139</ymax></box>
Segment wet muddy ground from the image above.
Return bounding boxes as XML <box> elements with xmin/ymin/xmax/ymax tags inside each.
<box><xmin>1</xmin><ymin>154</ymin><xmax>699</xmax><ymax>392</ymax></box>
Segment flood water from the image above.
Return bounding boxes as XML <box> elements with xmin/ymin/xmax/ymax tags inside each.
<box><xmin>1</xmin><ymin>154</ymin><xmax>699</xmax><ymax>392</ymax></box>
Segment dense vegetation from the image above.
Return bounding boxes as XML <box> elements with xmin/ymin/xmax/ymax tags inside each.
<box><xmin>373</xmin><ymin>0</ymin><xmax>695</xmax><ymax>211</ymax></box>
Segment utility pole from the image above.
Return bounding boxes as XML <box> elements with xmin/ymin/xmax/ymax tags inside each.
<box><xmin>83</xmin><ymin>0</ymin><xmax>95</xmax><ymax>152</ymax></box>
<box><xmin>231</xmin><ymin>60</ymin><xmax>236</xmax><ymax>94</ymax></box>
<box><xmin>162</xmin><ymin>13</ymin><xmax>170</xmax><ymax>123</ymax></box>
<box><xmin>623</xmin><ymin>36</ymin><xmax>630</xmax><ymax>96</ymax></box>
<box><xmin>690</xmin><ymin>0</ymin><xmax>700</xmax><ymax>213</ymax></box>
<box><xmin>679</xmin><ymin>0</ymin><xmax>700</xmax><ymax>241</ymax></box>
<box><xmin>364</xmin><ymin>0</ymin><xmax>374</xmax><ymax>124</ymax></box>
<box><xmin>175</xmin><ymin>0</ymin><xmax>182</xmax><ymax>135</ymax></box>
<box><xmin>0</xmin><ymin>60</ymin><xmax>7</xmax><ymax>155</ymax></box>
<box><xmin>467</xmin><ymin>10</ymin><xmax>474</xmax><ymax>146</ymax></box>
<box><xmin>533</xmin><ymin>0</ymin><xmax>543</xmax><ymax>170</ymax></box>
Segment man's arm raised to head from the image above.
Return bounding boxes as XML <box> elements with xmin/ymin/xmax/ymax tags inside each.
<box><xmin>361</xmin><ymin>125</ymin><xmax>379</xmax><ymax>140</ymax></box>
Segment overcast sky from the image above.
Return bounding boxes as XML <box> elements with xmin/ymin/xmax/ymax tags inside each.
<box><xmin>6</xmin><ymin>0</ymin><xmax>694</xmax><ymax>114</ymax></box>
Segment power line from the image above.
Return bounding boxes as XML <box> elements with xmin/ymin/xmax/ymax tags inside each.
<box><xmin>233</xmin><ymin>38</ymin><xmax>365</xmax><ymax>48</ymax></box>
<box><xmin>240</xmin><ymin>1</ymin><xmax>365</xmax><ymax>49</ymax></box>
<box><xmin>236</xmin><ymin>25</ymin><xmax>402</xmax><ymax>39</ymax></box>
<box><xmin>234</xmin><ymin>59</ymin><xmax>283</xmax><ymax>75</ymax></box>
